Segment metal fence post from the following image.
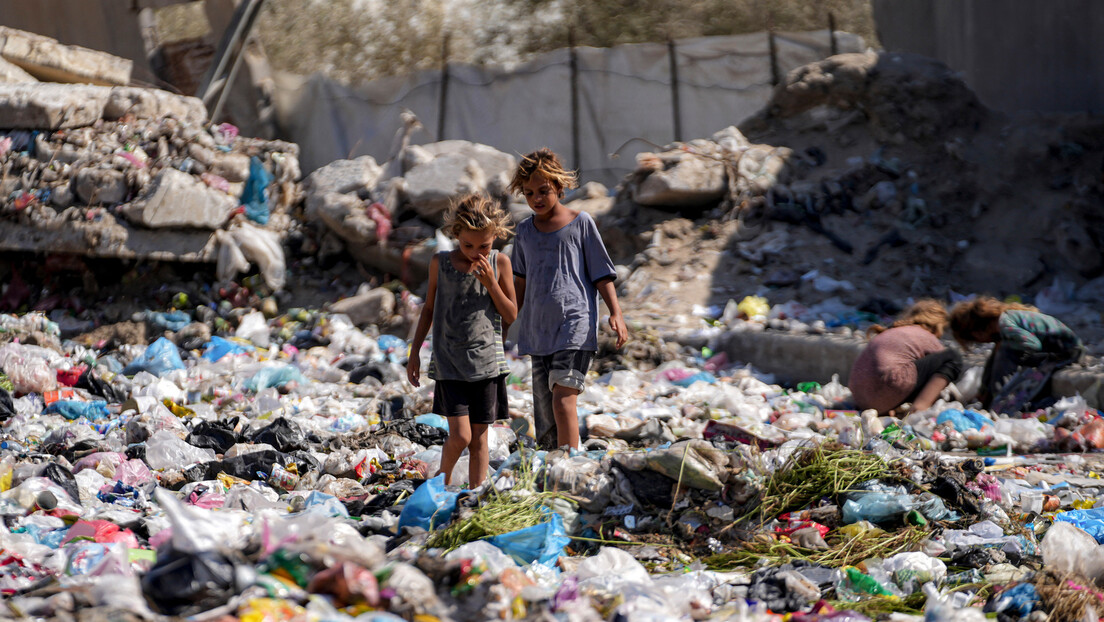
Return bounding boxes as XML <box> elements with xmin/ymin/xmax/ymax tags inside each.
<box><xmin>829</xmin><ymin>12</ymin><xmax>838</xmax><ymax>56</ymax></box>
<box><xmin>569</xmin><ymin>27</ymin><xmax>581</xmax><ymax>172</ymax></box>
<box><xmin>667</xmin><ymin>38</ymin><xmax>682</xmax><ymax>143</ymax></box>
<box><xmin>437</xmin><ymin>33</ymin><xmax>451</xmax><ymax>141</ymax></box>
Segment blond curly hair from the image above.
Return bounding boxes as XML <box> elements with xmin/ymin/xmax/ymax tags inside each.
<box><xmin>868</xmin><ymin>299</ymin><xmax>949</xmax><ymax>338</ymax></box>
<box><xmin>442</xmin><ymin>194</ymin><xmax>513</xmax><ymax>240</ymax></box>
<box><xmin>508</xmin><ymin>148</ymin><xmax>578</xmax><ymax>198</ymax></box>
<box><xmin>950</xmin><ymin>296</ymin><xmax>1036</xmax><ymax>346</ymax></box>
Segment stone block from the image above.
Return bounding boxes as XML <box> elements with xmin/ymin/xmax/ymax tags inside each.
<box><xmin>632</xmin><ymin>155</ymin><xmax>727</xmax><ymax>208</ymax></box>
<box><xmin>315</xmin><ymin>192</ymin><xmax>380</xmax><ymax>246</ymax></box>
<box><xmin>303</xmin><ymin>156</ymin><xmax>382</xmax><ymax>199</ymax></box>
<box><xmin>328</xmin><ymin>287</ymin><xmax>395</xmax><ymax>327</ymax></box>
<box><xmin>103</xmin><ymin>87</ymin><xmax>207</xmax><ymax>125</ymax></box>
<box><xmin>120</xmin><ymin>168</ymin><xmax>236</xmax><ymax>229</ymax></box>
<box><xmin>0</xmin><ymin>26</ymin><xmax>132</xmax><ymax>86</ymax></box>
<box><xmin>0</xmin><ymin>83</ymin><xmax>108</xmax><ymax>129</ymax></box>
<box><xmin>403</xmin><ymin>153</ymin><xmax>486</xmax><ymax>224</ymax></box>
<box><xmin>0</xmin><ymin>56</ymin><xmax>35</xmax><ymax>84</ymax></box>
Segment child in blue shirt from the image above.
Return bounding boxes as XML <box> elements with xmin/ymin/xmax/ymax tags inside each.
<box><xmin>509</xmin><ymin>148</ymin><xmax>628</xmax><ymax>449</ymax></box>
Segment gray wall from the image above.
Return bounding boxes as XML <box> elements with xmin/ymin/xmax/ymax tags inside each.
<box><xmin>873</xmin><ymin>0</ymin><xmax>1104</xmax><ymax>113</ymax></box>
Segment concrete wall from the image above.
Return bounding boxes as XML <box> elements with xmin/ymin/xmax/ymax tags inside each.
<box><xmin>872</xmin><ymin>0</ymin><xmax>1104</xmax><ymax>113</ymax></box>
<box><xmin>685</xmin><ymin>327</ymin><xmax>1104</xmax><ymax>409</ymax></box>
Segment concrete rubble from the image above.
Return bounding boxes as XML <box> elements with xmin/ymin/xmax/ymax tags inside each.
<box><xmin>0</xmin><ymin>30</ymin><xmax>299</xmax><ymax>285</ymax></box>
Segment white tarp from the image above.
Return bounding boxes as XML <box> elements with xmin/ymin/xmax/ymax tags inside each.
<box><xmin>274</xmin><ymin>30</ymin><xmax>864</xmax><ymax>187</ymax></box>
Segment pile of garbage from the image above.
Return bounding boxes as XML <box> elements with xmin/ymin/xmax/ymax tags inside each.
<box><xmin>2</xmin><ymin>72</ymin><xmax>299</xmax><ymax>288</ymax></box>
<box><xmin>3</xmin><ymin>297</ymin><xmax>1104</xmax><ymax>621</ymax></box>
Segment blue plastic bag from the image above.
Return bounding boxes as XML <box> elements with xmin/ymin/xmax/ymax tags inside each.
<box><xmin>296</xmin><ymin>491</ymin><xmax>350</xmax><ymax>518</ymax></box>
<box><xmin>241</xmin><ymin>156</ymin><xmax>273</xmax><ymax>225</ymax></box>
<box><xmin>202</xmin><ymin>336</ymin><xmax>251</xmax><ymax>362</ymax></box>
<box><xmin>936</xmin><ymin>408</ymin><xmax>994</xmax><ymax>432</ymax></box>
<box><xmin>672</xmin><ymin>371</ymin><xmax>716</xmax><ymax>387</ymax></box>
<box><xmin>1055</xmin><ymin>507</ymin><xmax>1104</xmax><ymax>543</ymax></box>
<box><xmin>486</xmin><ymin>511</ymin><xmax>570</xmax><ymax>566</ymax></box>
<box><xmin>995</xmin><ymin>583</ymin><xmax>1040</xmax><ymax>617</ymax></box>
<box><xmin>841</xmin><ymin>492</ymin><xmax>915</xmax><ymax>525</ymax></box>
<box><xmin>397</xmin><ymin>474</ymin><xmax>458</xmax><ymax>532</ymax></box>
<box><xmin>145</xmin><ymin>310</ymin><xmax>192</xmax><ymax>332</ymax></box>
<box><xmin>244</xmin><ymin>364</ymin><xmax>306</xmax><ymax>391</ymax></box>
<box><xmin>415</xmin><ymin>413</ymin><xmax>449</xmax><ymax>431</ymax></box>
<box><xmin>122</xmin><ymin>337</ymin><xmax>185</xmax><ymax>377</ymax></box>
<box><xmin>44</xmin><ymin>400</ymin><xmax>109</xmax><ymax>421</ymax></box>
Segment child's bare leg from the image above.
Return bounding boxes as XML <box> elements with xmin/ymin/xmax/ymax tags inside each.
<box><xmin>468</xmin><ymin>423</ymin><xmax>489</xmax><ymax>487</ymax></box>
<box><xmin>440</xmin><ymin>416</ymin><xmax>472</xmax><ymax>485</ymax></box>
<box><xmin>912</xmin><ymin>375</ymin><xmax>951</xmax><ymax>412</ymax></box>
<box><xmin>552</xmin><ymin>385</ymin><xmax>581</xmax><ymax>449</ymax></box>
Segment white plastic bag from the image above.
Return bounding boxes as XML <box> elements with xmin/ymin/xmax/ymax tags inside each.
<box><xmin>230</xmin><ymin>223</ymin><xmax>286</xmax><ymax>290</ymax></box>
<box><xmin>235</xmin><ymin>310</ymin><xmax>270</xmax><ymax>348</ymax></box>
<box><xmin>215</xmin><ymin>229</ymin><xmax>250</xmax><ymax>282</ymax></box>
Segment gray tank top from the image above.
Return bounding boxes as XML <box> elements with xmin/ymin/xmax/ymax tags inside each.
<box><xmin>428</xmin><ymin>249</ymin><xmax>510</xmax><ymax>381</ymax></box>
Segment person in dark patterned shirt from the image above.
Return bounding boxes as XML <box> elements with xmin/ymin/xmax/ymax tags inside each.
<box><xmin>951</xmin><ymin>297</ymin><xmax>1083</xmax><ymax>412</ymax></box>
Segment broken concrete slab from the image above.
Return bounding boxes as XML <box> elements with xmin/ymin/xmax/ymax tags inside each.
<box><xmin>119</xmin><ymin>168</ymin><xmax>236</xmax><ymax>230</ymax></box>
<box><xmin>103</xmin><ymin>87</ymin><xmax>206</xmax><ymax>126</ymax></box>
<box><xmin>0</xmin><ymin>83</ymin><xmax>107</xmax><ymax>129</ymax></box>
<box><xmin>0</xmin><ymin>56</ymin><xmax>36</xmax><ymax>84</ymax></box>
<box><xmin>0</xmin><ymin>26</ymin><xmax>132</xmax><ymax>86</ymax></box>
<box><xmin>327</xmin><ymin>287</ymin><xmax>396</xmax><ymax>327</ymax></box>
<box><xmin>403</xmin><ymin>153</ymin><xmax>486</xmax><ymax>224</ymax></box>
<box><xmin>303</xmin><ymin>156</ymin><xmax>383</xmax><ymax>201</ymax></box>
<box><xmin>316</xmin><ymin>192</ymin><xmax>382</xmax><ymax>247</ymax></box>
<box><xmin>632</xmin><ymin>154</ymin><xmax>727</xmax><ymax>208</ymax></box>
<box><xmin>0</xmin><ymin>84</ymin><xmax>207</xmax><ymax>129</ymax></box>
<box><xmin>421</xmin><ymin>140</ymin><xmax>515</xmax><ymax>194</ymax></box>
<box><xmin>0</xmin><ymin>218</ymin><xmax>216</xmax><ymax>262</ymax></box>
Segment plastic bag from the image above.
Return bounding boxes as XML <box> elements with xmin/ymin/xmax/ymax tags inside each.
<box><xmin>43</xmin><ymin>399</ymin><xmax>109</xmax><ymax>421</ymax></box>
<box><xmin>1054</xmin><ymin>507</ymin><xmax>1104</xmax><ymax>543</ymax></box>
<box><xmin>936</xmin><ymin>408</ymin><xmax>994</xmax><ymax>432</ymax></box>
<box><xmin>230</xmin><ymin>223</ymin><xmax>286</xmax><ymax>291</ymax></box>
<box><xmin>235</xmin><ymin>311</ymin><xmax>270</xmax><ymax>348</ymax></box>
<box><xmin>122</xmin><ymin>337</ymin><xmax>185</xmax><ymax>377</ymax></box>
<box><xmin>643</xmin><ymin>440</ymin><xmax>729</xmax><ymax>491</ymax></box>
<box><xmin>145</xmin><ymin>430</ymin><xmax>217</xmax><ymax>470</ymax></box>
<box><xmin>1043</xmin><ymin>521</ymin><xmax>1104</xmax><ymax>584</ymax></box>
<box><xmin>485</xmin><ymin>511</ymin><xmax>569</xmax><ymax>566</ymax></box>
<box><xmin>241</xmin><ymin>156</ymin><xmax>273</xmax><ymax>225</ymax></box>
<box><xmin>244</xmin><ymin>364</ymin><xmax>306</xmax><ymax>391</ymax></box>
<box><xmin>397</xmin><ymin>474</ymin><xmax>458</xmax><ymax>531</ymax></box>
<box><xmin>202</xmin><ymin>336</ymin><xmax>251</xmax><ymax>362</ymax></box>
<box><xmin>215</xmin><ymin>229</ymin><xmax>250</xmax><ymax>283</ymax></box>
<box><xmin>841</xmin><ymin>492</ymin><xmax>915</xmax><ymax>525</ymax></box>
<box><xmin>735</xmin><ymin>295</ymin><xmax>770</xmax><ymax>320</ymax></box>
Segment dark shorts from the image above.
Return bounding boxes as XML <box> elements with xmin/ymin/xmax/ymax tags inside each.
<box><xmin>531</xmin><ymin>350</ymin><xmax>595</xmax><ymax>449</ymax></box>
<box><xmin>432</xmin><ymin>374</ymin><xmax>509</xmax><ymax>425</ymax></box>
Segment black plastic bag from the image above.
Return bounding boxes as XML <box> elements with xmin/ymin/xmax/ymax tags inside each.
<box><xmin>0</xmin><ymin>386</ymin><xmax>14</xmax><ymax>421</ymax></box>
<box><xmin>141</xmin><ymin>547</ymin><xmax>239</xmax><ymax>616</ymax></box>
<box><xmin>186</xmin><ymin>420</ymin><xmax>241</xmax><ymax>454</ymax></box>
<box><xmin>41</xmin><ymin>462</ymin><xmax>80</xmax><ymax>505</ymax></box>
<box><xmin>250</xmin><ymin>417</ymin><xmax>307</xmax><ymax>452</ymax></box>
<box><xmin>76</xmin><ymin>368</ymin><xmax>125</xmax><ymax>403</ymax></box>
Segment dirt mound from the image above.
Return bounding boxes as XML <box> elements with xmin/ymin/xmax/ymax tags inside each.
<box><xmin>603</xmin><ymin>51</ymin><xmax>1104</xmax><ymax>347</ymax></box>
<box><xmin>747</xmin><ymin>51</ymin><xmax>986</xmax><ymax>143</ymax></box>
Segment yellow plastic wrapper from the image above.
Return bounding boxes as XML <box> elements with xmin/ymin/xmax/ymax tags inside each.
<box><xmin>239</xmin><ymin>598</ymin><xmax>307</xmax><ymax>622</ymax></box>
<box><xmin>736</xmin><ymin>295</ymin><xmax>770</xmax><ymax>319</ymax></box>
<box><xmin>217</xmin><ymin>472</ymin><xmax>251</xmax><ymax>489</ymax></box>
<box><xmin>838</xmin><ymin>521</ymin><xmax>886</xmax><ymax>540</ymax></box>
<box><xmin>0</xmin><ymin>462</ymin><xmax>12</xmax><ymax>492</ymax></box>
<box><xmin>162</xmin><ymin>399</ymin><xmax>195</xmax><ymax>418</ymax></box>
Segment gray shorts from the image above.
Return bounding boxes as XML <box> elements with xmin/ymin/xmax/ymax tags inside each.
<box><xmin>531</xmin><ymin>350</ymin><xmax>594</xmax><ymax>448</ymax></box>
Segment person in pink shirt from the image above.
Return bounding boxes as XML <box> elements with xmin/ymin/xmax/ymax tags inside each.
<box><xmin>849</xmin><ymin>300</ymin><xmax>962</xmax><ymax>415</ymax></box>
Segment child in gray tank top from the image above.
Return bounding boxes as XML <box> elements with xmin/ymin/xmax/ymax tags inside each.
<box><xmin>407</xmin><ymin>194</ymin><xmax>517</xmax><ymax>488</ymax></box>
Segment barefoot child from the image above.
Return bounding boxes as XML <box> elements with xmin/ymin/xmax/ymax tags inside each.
<box><xmin>407</xmin><ymin>194</ymin><xmax>517</xmax><ymax>487</ymax></box>
<box><xmin>950</xmin><ymin>297</ymin><xmax>1083</xmax><ymax>413</ymax></box>
<box><xmin>509</xmin><ymin>148</ymin><xmax>628</xmax><ymax>450</ymax></box>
